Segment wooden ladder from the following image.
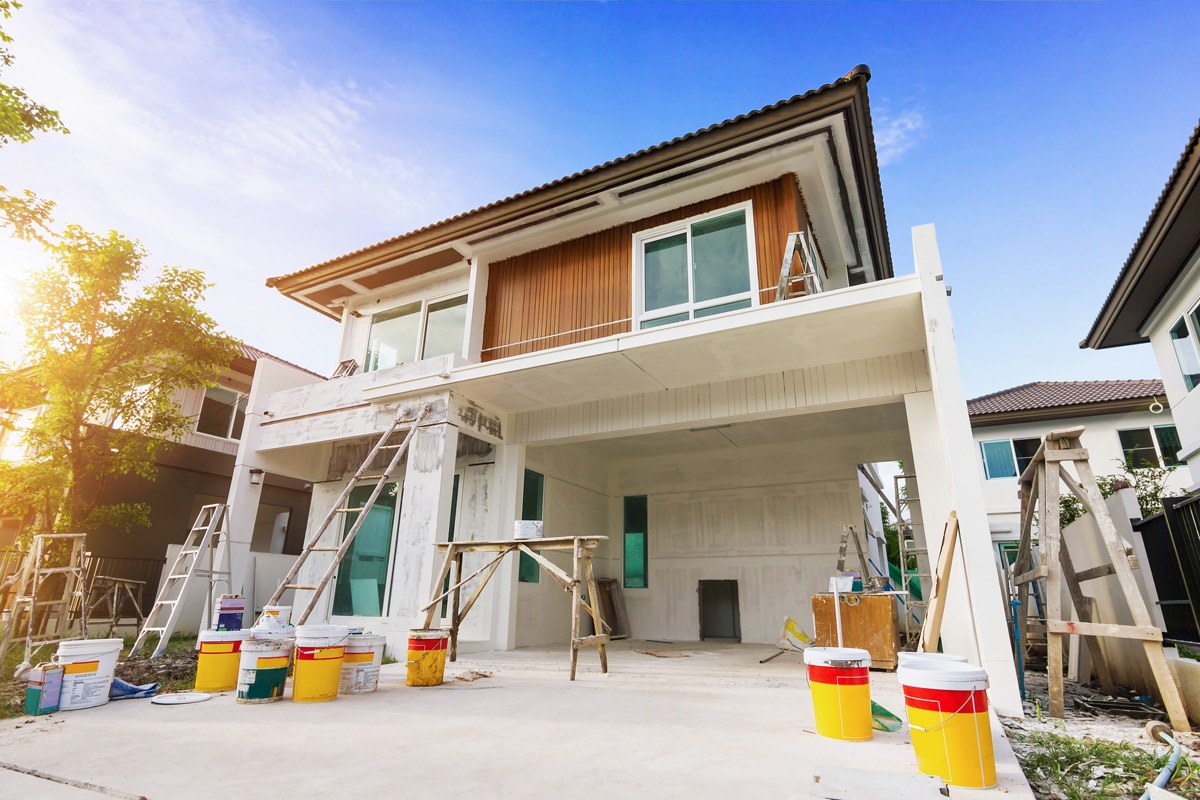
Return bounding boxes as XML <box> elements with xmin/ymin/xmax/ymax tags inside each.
<box><xmin>129</xmin><ymin>504</ymin><xmax>230</xmax><ymax>657</ymax></box>
<box><xmin>261</xmin><ymin>403</ymin><xmax>431</xmax><ymax>627</ymax></box>
<box><xmin>1014</xmin><ymin>426</ymin><xmax>1191</xmax><ymax>731</ymax></box>
<box><xmin>0</xmin><ymin>533</ymin><xmax>90</xmax><ymax>668</ymax></box>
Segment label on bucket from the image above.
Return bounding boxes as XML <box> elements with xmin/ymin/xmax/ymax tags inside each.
<box><xmin>62</xmin><ymin>660</ymin><xmax>99</xmax><ymax>675</ymax></box>
<box><xmin>296</xmin><ymin>647</ymin><xmax>343</xmax><ymax>661</ymax></box>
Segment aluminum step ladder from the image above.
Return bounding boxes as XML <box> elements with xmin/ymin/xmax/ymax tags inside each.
<box><xmin>261</xmin><ymin>403</ymin><xmax>431</xmax><ymax>627</ymax></box>
<box><xmin>129</xmin><ymin>504</ymin><xmax>229</xmax><ymax>657</ymax></box>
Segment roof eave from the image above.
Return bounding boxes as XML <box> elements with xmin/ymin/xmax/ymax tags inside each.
<box><xmin>267</xmin><ymin>66</ymin><xmax>891</xmax><ymax>304</ymax></box>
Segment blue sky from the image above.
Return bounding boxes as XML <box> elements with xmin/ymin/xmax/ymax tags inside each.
<box><xmin>1</xmin><ymin>1</ymin><xmax>1198</xmax><ymax>399</ymax></box>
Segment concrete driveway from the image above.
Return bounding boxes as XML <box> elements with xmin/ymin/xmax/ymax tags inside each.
<box><xmin>0</xmin><ymin>640</ymin><xmax>1034</xmax><ymax>799</ymax></box>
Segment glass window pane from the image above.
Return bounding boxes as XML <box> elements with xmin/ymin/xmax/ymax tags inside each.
<box><xmin>623</xmin><ymin>495</ymin><xmax>648</xmax><ymax>589</ymax></box>
<box><xmin>1012</xmin><ymin>438</ymin><xmax>1041</xmax><ymax>476</ymax></box>
<box><xmin>980</xmin><ymin>440</ymin><xmax>1017</xmax><ymax>479</ymax></box>
<box><xmin>422</xmin><ymin>296</ymin><xmax>468</xmax><ymax>359</ymax></box>
<box><xmin>643</xmin><ymin>233</ymin><xmax>688</xmax><ymax>312</ymax></box>
<box><xmin>694</xmin><ymin>299</ymin><xmax>752</xmax><ymax>318</ymax></box>
<box><xmin>197</xmin><ymin>387</ymin><xmax>239</xmax><ymax>437</ymax></box>
<box><xmin>1155</xmin><ymin>425</ymin><xmax>1183</xmax><ymax>467</ymax></box>
<box><xmin>230</xmin><ymin>395</ymin><xmax>248</xmax><ymax>440</ymax></box>
<box><xmin>366</xmin><ymin>302</ymin><xmax>421</xmax><ymax>372</ymax></box>
<box><xmin>519</xmin><ymin>470</ymin><xmax>544</xmax><ymax>583</ymax></box>
<box><xmin>333</xmin><ymin>483</ymin><xmax>397</xmax><ymax>616</ymax></box>
<box><xmin>1118</xmin><ymin>428</ymin><xmax>1159</xmax><ymax>469</ymax></box>
<box><xmin>691</xmin><ymin>211</ymin><xmax>750</xmax><ymax>303</ymax></box>
<box><xmin>640</xmin><ymin>312</ymin><xmax>689</xmax><ymax>330</ymax></box>
<box><xmin>1172</xmin><ymin>318</ymin><xmax>1200</xmax><ymax>391</ymax></box>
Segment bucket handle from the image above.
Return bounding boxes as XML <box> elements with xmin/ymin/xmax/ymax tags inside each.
<box><xmin>907</xmin><ymin>691</ymin><xmax>978</xmax><ymax>734</ymax></box>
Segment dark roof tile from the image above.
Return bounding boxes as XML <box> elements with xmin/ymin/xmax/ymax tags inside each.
<box><xmin>967</xmin><ymin>380</ymin><xmax>1164</xmax><ymax>417</ymax></box>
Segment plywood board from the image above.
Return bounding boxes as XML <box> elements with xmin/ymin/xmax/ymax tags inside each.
<box><xmin>811</xmin><ymin>593</ymin><xmax>900</xmax><ymax>669</ymax></box>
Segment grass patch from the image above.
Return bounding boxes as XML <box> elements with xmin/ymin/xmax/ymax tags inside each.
<box><xmin>1009</xmin><ymin>729</ymin><xmax>1199</xmax><ymax>800</ymax></box>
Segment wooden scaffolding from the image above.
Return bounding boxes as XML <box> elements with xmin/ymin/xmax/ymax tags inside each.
<box><xmin>1013</xmin><ymin>426</ymin><xmax>1190</xmax><ymax>731</ymax></box>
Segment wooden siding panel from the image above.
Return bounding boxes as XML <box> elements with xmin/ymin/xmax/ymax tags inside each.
<box><xmin>482</xmin><ymin>175</ymin><xmax>807</xmax><ymax>361</ymax></box>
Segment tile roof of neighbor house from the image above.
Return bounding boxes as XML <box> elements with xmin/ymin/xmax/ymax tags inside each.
<box><xmin>237</xmin><ymin>344</ymin><xmax>326</xmax><ymax>380</ymax></box>
<box><xmin>1085</xmin><ymin>118</ymin><xmax>1200</xmax><ymax>349</ymax></box>
<box><xmin>266</xmin><ymin>65</ymin><xmax>889</xmax><ymax>299</ymax></box>
<box><xmin>967</xmin><ymin>380</ymin><xmax>1165</xmax><ymax>417</ymax></box>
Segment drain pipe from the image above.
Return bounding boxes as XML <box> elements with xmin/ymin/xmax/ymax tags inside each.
<box><xmin>1140</xmin><ymin>721</ymin><xmax>1183</xmax><ymax>800</ymax></box>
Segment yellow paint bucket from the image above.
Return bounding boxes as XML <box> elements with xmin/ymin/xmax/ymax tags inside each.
<box><xmin>291</xmin><ymin>625</ymin><xmax>348</xmax><ymax>703</ymax></box>
<box><xmin>803</xmin><ymin>646</ymin><xmax>873</xmax><ymax>741</ymax></box>
<box><xmin>407</xmin><ymin>629</ymin><xmax>448</xmax><ymax>687</ymax></box>
<box><xmin>898</xmin><ymin>661</ymin><xmax>995</xmax><ymax>788</ymax></box>
<box><xmin>195</xmin><ymin>630</ymin><xmax>250</xmax><ymax>692</ymax></box>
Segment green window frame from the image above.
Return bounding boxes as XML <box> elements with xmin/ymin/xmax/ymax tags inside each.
<box><xmin>623</xmin><ymin>495</ymin><xmax>648</xmax><ymax>589</ymax></box>
<box><xmin>518</xmin><ymin>470</ymin><xmax>544</xmax><ymax>583</ymax></box>
<box><xmin>980</xmin><ymin>440</ymin><xmax>1018</xmax><ymax>480</ymax></box>
<box><xmin>333</xmin><ymin>483</ymin><xmax>398</xmax><ymax>617</ymax></box>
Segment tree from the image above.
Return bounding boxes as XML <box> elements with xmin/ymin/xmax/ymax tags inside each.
<box><xmin>1058</xmin><ymin>462</ymin><xmax>1176</xmax><ymax>530</ymax></box>
<box><xmin>0</xmin><ymin>226</ymin><xmax>240</xmax><ymax>534</ymax></box>
<box><xmin>0</xmin><ymin>0</ymin><xmax>68</xmax><ymax>240</ymax></box>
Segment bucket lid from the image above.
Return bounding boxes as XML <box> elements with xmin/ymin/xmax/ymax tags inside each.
<box><xmin>242</xmin><ymin>636</ymin><xmax>293</xmax><ymax>650</ymax></box>
<box><xmin>897</xmin><ymin>660</ymin><xmax>989</xmax><ymax>691</ymax></box>
<box><xmin>250</xmin><ymin>625</ymin><xmax>296</xmax><ymax>641</ymax></box>
<box><xmin>896</xmin><ymin>651</ymin><xmax>969</xmax><ymax>666</ymax></box>
<box><xmin>802</xmin><ymin>646</ymin><xmax>871</xmax><ymax>667</ymax></box>
<box><xmin>346</xmin><ymin>633</ymin><xmax>387</xmax><ymax>646</ymax></box>
<box><xmin>55</xmin><ymin>638</ymin><xmax>123</xmax><ymax>653</ymax></box>
<box><xmin>408</xmin><ymin>628</ymin><xmax>449</xmax><ymax>640</ymax></box>
<box><xmin>198</xmin><ymin>629</ymin><xmax>250</xmax><ymax>642</ymax></box>
<box><xmin>295</xmin><ymin>624</ymin><xmax>349</xmax><ymax>646</ymax></box>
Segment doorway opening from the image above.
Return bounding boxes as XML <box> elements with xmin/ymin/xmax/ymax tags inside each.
<box><xmin>698</xmin><ymin>579</ymin><xmax>741</xmax><ymax>641</ymax></box>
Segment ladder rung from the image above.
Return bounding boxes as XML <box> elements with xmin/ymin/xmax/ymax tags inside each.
<box><xmin>308</xmin><ymin>547</ymin><xmax>341</xmax><ymax>552</ymax></box>
<box><xmin>353</xmin><ymin>475</ymin><xmax>389</xmax><ymax>482</ymax></box>
<box><xmin>285</xmin><ymin>584</ymin><xmax>317</xmax><ymax>590</ymax></box>
<box><xmin>334</xmin><ymin>507</ymin><xmax>365</xmax><ymax>513</ymax></box>
<box><xmin>379</xmin><ymin>444</ymin><xmax>403</xmax><ymax>449</ymax></box>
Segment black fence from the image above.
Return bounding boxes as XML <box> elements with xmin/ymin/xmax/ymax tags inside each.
<box><xmin>1134</xmin><ymin>496</ymin><xmax>1200</xmax><ymax>643</ymax></box>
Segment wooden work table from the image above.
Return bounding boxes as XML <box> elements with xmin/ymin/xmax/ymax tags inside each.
<box><xmin>420</xmin><ymin>536</ymin><xmax>609</xmax><ymax>679</ymax></box>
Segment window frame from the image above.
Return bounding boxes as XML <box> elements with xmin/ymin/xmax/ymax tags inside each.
<box><xmin>980</xmin><ymin>439</ymin><xmax>1018</xmax><ymax>480</ymax></box>
<box><xmin>195</xmin><ymin>386</ymin><xmax>248</xmax><ymax>440</ymax></box>
<box><xmin>632</xmin><ymin>201</ymin><xmax>760</xmax><ymax>331</ymax></box>
<box><xmin>623</xmin><ymin>495</ymin><xmax>648</xmax><ymax>590</ymax></box>
<box><xmin>1118</xmin><ymin>424</ymin><xmax>1183</xmax><ymax>469</ymax></box>
<box><xmin>518</xmin><ymin>469</ymin><xmax>545</xmax><ymax>584</ymax></box>
<box><xmin>364</xmin><ymin>292</ymin><xmax>468</xmax><ymax>373</ymax></box>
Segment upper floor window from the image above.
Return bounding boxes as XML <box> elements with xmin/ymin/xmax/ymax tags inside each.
<box><xmin>980</xmin><ymin>437</ymin><xmax>1041</xmax><ymax>480</ymax></box>
<box><xmin>634</xmin><ymin>203</ymin><xmax>757</xmax><ymax>330</ymax></box>
<box><xmin>197</xmin><ymin>387</ymin><xmax>246</xmax><ymax>440</ymax></box>
<box><xmin>365</xmin><ymin>295</ymin><xmax>467</xmax><ymax>373</ymax></box>
<box><xmin>1118</xmin><ymin>425</ymin><xmax>1182</xmax><ymax>469</ymax></box>
<box><xmin>1170</xmin><ymin>317</ymin><xmax>1200</xmax><ymax>392</ymax></box>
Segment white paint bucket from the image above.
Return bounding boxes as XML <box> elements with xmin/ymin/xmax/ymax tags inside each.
<box><xmin>53</xmin><ymin>638</ymin><xmax>122</xmax><ymax>710</ymax></box>
<box><xmin>514</xmin><ymin>520</ymin><xmax>544</xmax><ymax>539</ymax></box>
<box><xmin>897</xmin><ymin>651</ymin><xmax>969</xmax><ymax>668</ymax></box>
<box><xmin>260</xmin><ymin>605</ymin><xmax>291</xmax><ymax>629</ymax></box>
<box><xmin>339</xmin><ymin>633</ymin><xmax>386</xmax><ymax>694</ymax></box>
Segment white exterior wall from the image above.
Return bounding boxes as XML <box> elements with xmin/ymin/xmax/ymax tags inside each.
<box><xmin>973</xmin><ymin>409</ymin><xmax>1193</xmax><ymax>541</ymax></box>
<box><xmin>1145</xmin><ymin>246</ymin><xmax>1200</xmax><ymax>484</ymax></box>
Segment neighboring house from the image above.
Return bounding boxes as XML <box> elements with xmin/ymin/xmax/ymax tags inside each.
<box><xmin>227</xmin><ymin>66</ymin><xmax>1022</xmax><ymax>715</ymax></box>
<box><xmin>1085</xmin><ymin>120</ymin><xmax>1200</xmax><ymax>485</ymax></box>
<box><xmin>0</xmin><ymin>345</ymin><xmax>317</xmax><ymax>602</ymax></box>
<box><xmin>969</xmin><ymin>379</ymin><xmax>1192</xmax><ymax>556</ymax></box>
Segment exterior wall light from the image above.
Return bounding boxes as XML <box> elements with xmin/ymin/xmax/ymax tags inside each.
<box><xmin>249</xmin><ymin>468</ymin><xmax>265</xmax><ymax>485</ymax></box>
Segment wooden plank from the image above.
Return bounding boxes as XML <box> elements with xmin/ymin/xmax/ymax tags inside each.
<box><xmin>449</xmin><ymin>550</ymin><xmax>463</xmax><ymax>662</ymax></box>
<box><xmin>1073</xmin><ymin>563</ymin><xmax>1116</xmax><ymax>583</ymax></box>
<box><xmin>1014</xmin><ymin>565</ymin><xmax>1048</xmax><ymax>586</ymax></box>
<box><xmin>1045</xmin><ymin>620</ymin><xmax>1163</xmax><ymax>641</ymax></box>
<box><xmin>455</xmin><ymin>555</ymin><xmax>506</xmax><ymax>624</ymax></box>
<box><xmin>515</xmin><ymin>544</ymin><xmax>574</xmax><ymax>591</ymax></box>
<box><xmin>433</xmin><ymin>536</ymin><xmax>605</xmax><ymax>553</ymax></box>
<box><xmin>584</xmin><ymin>554</ymin><xmax>608</xmax><ymax>673</ymax></box>
<box><xmin>919</xmin><ymin>512</ymin><xmax>958</xmax><ymax>652</ymax></box>
<box><xmin>420</xmin><ymin>548</ymin><xmax>514</xmax><ymax>613</ymax></box>
<box><xmin>1058</xmin><ymin>541</ymin><xmax>1114</xmax><ymax>692</ymax></box>
<box><xmin>1043</xmin><ymin>459</ymin><xmax>1065</xmax><ymax>719</ymax></box>
<box><xmin>570</xmin><ymin>538</ymin><xmax>583</xmax><ymax>681</ymax></box>
<box><xmin>573</xmin><ymin>634</ymin><xmax>611</xmax><ymax>648</ymax></box>
<box><xmin>1142</xmin><ymin>640</ymin><xmax>1193</xmax><ymax>733</ymax></box>
<box><xmin>1044</xmin><ymin>448</ymin><xmax>1089</xmax><ymax>463</ymax></box>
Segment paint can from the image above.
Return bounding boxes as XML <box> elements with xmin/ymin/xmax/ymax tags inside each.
<box><xmin>896</xmin><ymin>651</ymin><xmax>969</xmax><ymax>668</ymax></box>
<box><xmin>292</xmin><ymin>625</ymin><xmax>348</xmax><ymax>703</ymax></box>
<box><xmin>339</xmin><ymin>633</ymin><xmax>386</xmax><ymax>695</ymax></box>
<box><xmin>24</xmin><ymin>663</ymin><xmax>63</xmax><ymax>715</ymax></box>
<box><xmin>53</xmin><ymin>638</ymin><xmax>122</xmax><ymax>711</ymax></box>
<box><xmin>260</xmin><ymin>605</ymin><xmax>291</xmax><ymax>628</ymax></box>
<box><xmin>407</xmin><ymin>629</ymin><xmax>449</xmax><ymax>687</ymax></box>
<box><xmin>211</xmin><ymin>594</ymin><xmax>245</xmax><ymax>631</ymax></box>
<box><xmin>802</xmin><ymin>646</ymin><xmax>872</xmax><ymax>740</ymax></box>
<box><xmin>237</xmin><ymin>632</ymin><xmax>294</xmax><ymax>704</ymax></box>
<box><xmin>514</xmin><ymin>520</ymin><xmax>544</xmax><ymax>540</ymax></box>
<box><xmin>897</xmin><ymin>660</ymin><xmax>995</xmax><ymax>788</ymax></box>
<box><xmin>194</xmin><ymin>629</ymin><xmax>250</xmax><ymax>692</ymax></box>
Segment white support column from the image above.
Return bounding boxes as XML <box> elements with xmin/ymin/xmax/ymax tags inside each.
<box><xmin>463</xmin><ymin>258</ymin><xmax>490</xmax><ymax>364</ymax></box>
<box><xmin>490</xmin><ymin>442</ymin><xmax>526</xmax><ymax>651</ymax></box>
<box><xmin>387</xmin><ymin>422</ymin><xmax>460</xmax><ymax>631</ymax></box>
<box><xmin>910</xmin><ymin>223</ymin><xmax>1023</xmax><ymax>718</ymax></box>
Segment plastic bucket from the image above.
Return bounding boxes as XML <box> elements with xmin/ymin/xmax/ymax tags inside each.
<box><xmin>54</xmin><ymin>639</ymin><xmax>122</xmax><ymax>711</ymax></box>
<box><xmin>194</xmin><ymin>630</ymin><xmax>250</xmax><ymax>692</ymax></box>
<box><xmin>292</xmin><ymin>625</ymin><xmax>348</xmax><ymax>703</ymax></box>
<box><xmin>340</xmin><ymin>633</ymin><xmax>386</xmax><ymax>695</ymax></box>
<box><xmin>896</xmin><ymin>652</ymin><xmax>969</xmax><ymax>668</ymax></box>
<box><xmin>261</xmin><ymin>605</ymin><xmax>291</xmax><ymax>626</ymax></box>
<box><xmin>237</xmin><ymin>634</ymin><xmax>294</xmax><ymax>703</ymax></box>
<box><xmin>897</xmin><ymin>660</ymin><xmax>996</xmax><ymax>788</ymax></box>
<box><xmin>212</xmin><ymin>595</ymin><xmax>245</xmax><ymax>631</ymax></box>
<box><xmin>407</xmin><ymin>629</ymin><xmax>449</xmax><ymax>687</ymax></box>
<box><xmin>803</xmin><ymin>646</ymin><xmax>872</xmax><ymax>741</ymax></box>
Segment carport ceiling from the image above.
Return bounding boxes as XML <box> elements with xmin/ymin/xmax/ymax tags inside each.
<box><xmin>564</xmin><ymin>401</ymin><xmax>911</xmax><ymax>461</ymax></box>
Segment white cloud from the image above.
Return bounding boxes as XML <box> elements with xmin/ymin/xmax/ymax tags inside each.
<box><xmin>874</xmin><ymin>109</ymin><xmax>926</xmax><ymax>167</ymax></box>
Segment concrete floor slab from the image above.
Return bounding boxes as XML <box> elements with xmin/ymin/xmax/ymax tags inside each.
<box><xmin>0</xmin><ymin>641</ymin><xmax>1035</xmax><ymax>799</ymax></box>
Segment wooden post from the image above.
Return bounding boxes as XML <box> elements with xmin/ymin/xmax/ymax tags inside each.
<box><xmin>450</xmin><ymin>549</ymin><xmax>464</xmax><ymax>662</ymax></box>
<box><xmin>583</xmin><ymin>550</ymin><xmax>608</xmax><ymax>674</ymax></box>
<box><xmin>919</xmin><ymin>512</ymin><xmax>959</xmax><ymax>652</ymax></box>
<box><xmin>569</xmin><ymin>538</ymin><xmax>583</xmax><ymax>681</ymax></box>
